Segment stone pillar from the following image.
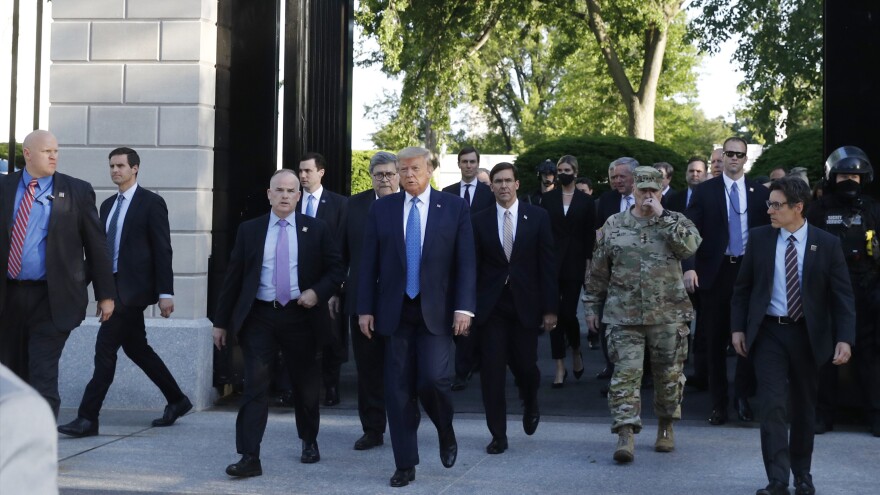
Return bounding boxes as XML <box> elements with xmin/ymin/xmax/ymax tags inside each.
<box><xmin>50</xmin><ymin>0</ymin><xmax>218</xmax><ymax>410</ymax></box>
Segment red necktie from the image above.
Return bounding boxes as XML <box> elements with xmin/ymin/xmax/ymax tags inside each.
<box><xmin>8</xmin><ymin>179</ymin><xmax>38</xmax><ymax>278</ymax></box>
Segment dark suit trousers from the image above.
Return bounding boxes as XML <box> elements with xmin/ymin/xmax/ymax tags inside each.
<box><xmin>453</xmin><ymin>330</ymin><xmax>479</xmax><ymax>379</ymax></box>
<box><xmin>385</xmin><ymin>296</ymin><xmax>454</xmax><ymax>469</ymax></box>
<box><xmin>322</xmin><ymin>302</ymin><xmax>349</xmax><ymax>389</ymax></box>
<box><xmin>349</xmin><ymin>315</ymin><xmax>386</xmax><ymax>435</ymax></box>
<box><xmin>478</xmin><ymin>286</ymin><xmax>540</xmax><ymax>440</ymax></box>
<box><xmin>701</xmin><ymin>259</ymin><xmax>756</xmax><ymax>410</ymax></box>
<box><xmin>78</xmin><ymin>300</ymin><xmax>185</xmax><ymax>422</ymax></box>
<box><xmin>236</xmin><ymin>303</ymin><xmax>321</xmax><ymax>457</ymax></box>
<box><xmin>550</xmin><ymin>279</ymin><xmax>582</xmax><ymax>359</ymax></box>
<box><xmin>689</xmin><ymin>291</ymin><xmax>708</xmax><ymax>379</ymax></box>
<box><xmin>753</xmin><ymin>318</ymin><xmax>818</xmax><ymax>485</ymax></box>
<box><xmin>0</xmin><ymin>282</ymin><xmax>70</xmax><ymax>417</ymax></box>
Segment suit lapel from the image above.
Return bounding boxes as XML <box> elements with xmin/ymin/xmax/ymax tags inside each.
<box><xmin>510</xmin><ymin>205</ymin><xmax>530</xmax><ymax>262</ymax></box>
<box><xmin>392</xmin><ymin>193</ymin><xmax>406</xmax><ymax>268</ymax></box>
<box><xmin>2</xmin><ymin>172</ymin><xmax>22</xmax><ymax>236</ymax></box>
<box><xmin>47</xmin><ymin>173</ymin><xmax>70</xmax><ymax>235</ymax></box>
<box><xmin>801</xmin><ymin>225</ymin><xmax>818</xmax><ymax>288</ymax></box>
<box><xmin>422</xmin><ymin>189</ymin><xmax>441</xmax><ymax>258</ymax></box>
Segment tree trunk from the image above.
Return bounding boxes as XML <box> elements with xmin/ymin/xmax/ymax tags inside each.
<box><xmin>628</xmin><ymin>97</ymin><xmax>655</xmax><ymax>141</ymax></box>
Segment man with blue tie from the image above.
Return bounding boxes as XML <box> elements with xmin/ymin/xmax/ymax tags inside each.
<box><xmin>358</xmin><ymin>147</ymin><xmax>476</xmax><ymax>487</ymax></box>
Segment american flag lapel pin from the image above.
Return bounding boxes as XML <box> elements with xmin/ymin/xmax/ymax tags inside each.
<box><xmin>302</xmin><ymin>227</ymin><xmax>308</xmax><ymax>232</ymax></box>
<box><xmin>436</xmin><ymin>204</ymin><xmax>441</xmax><ymax>208</ymax></box>
<box><xmin>523</xmin><ymin>215</ymin><xmax>528</xmax><ymax>220</ymax></box>
<box><xmin>810</xmin><ymin>244</ymin><xmax>817</xmax><ymax>251</ymax></box>
<box><xmin>749</xmin><ymin>187</ymin><xmax>754</xmax><ymax>192</ymax></box>
<box><xmin>58</xmin><ymin>192</ymin><xmax>65</xmax><ymax>198</ymax></box>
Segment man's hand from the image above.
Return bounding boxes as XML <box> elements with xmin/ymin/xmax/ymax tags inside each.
<box><xmin>542</xmin><ymin>314</ymin><xmax>558</xmax><ymax>333</ymax></box>
<box><xmin>328</xmin><ymin>295</ymin><xmax>340</xmax><ymax>319</ymax></box>
<box><xmin>732</xmin><ymin>331</ymin><xmax>748</xmax><ymax>358</ymax></box>
<box><xmin>642</xmin><ymin>196</ymin><xmax>664</xmax><ymax>217</ymax></box>
<box><xmin>832</xmin><ymin>342</ymin><xmax>852</xmax><ymax>366</ymax></box>
<box><xmin>453</xmin><ymin>313</ymin><xmax>472</xmax><ymax>336</ymax></box>
<box><xmin>158</xmin><ymin>298</ymin><xmax>174</xmax><ymax>318</ymax></box>
<box><xmin>213</xmin><ymin>327</ymin><xmax>227</xmax><ymax>350</ymax></box>
<box><xmin>359</xmin><ymin>315</ymin><xmax>374</xmax><ymax>339</ymax></box>
<box><xmin>586</xmin><ymin>314</ymin><xmax>600</xmax><ymax>333</ymax></box>
<box><xmin>96</xmin><ymin>299</ymin><xmax>115</xmax><ymax>322</ymax></box>
<box><xmin>683</xmin><ymin>270</ymin><xmax>699</xmax><ymax>293</ymax></box>
<box><xmin>297</xmin><ymin>289</ymin><xmax>319</xmax><ymax>308</ymax></box>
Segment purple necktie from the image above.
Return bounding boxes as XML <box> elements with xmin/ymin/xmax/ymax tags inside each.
<box><xmin>274</xmin><ymin>219</ymin><xmax>291</xmax><ymax>305</ymax></box>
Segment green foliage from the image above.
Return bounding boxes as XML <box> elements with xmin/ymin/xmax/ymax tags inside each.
<box><xmin>0</xmin><ymin>143</ymin><xmax>25</xmax><ymax>169</ymax></box>
<box><xmin>747</xmin><ymin>128</ymin><xmax>824</xmax><ymax>184</ymax></box>
<box><xmin>351</xmin><ymin>150</ymin><xmax>377</xmax><ymax>194</ymax></box>
<box><xmin>513</xmin><ymin>136</ymin><xmax>686</xmax><ymax>195</ymax></box>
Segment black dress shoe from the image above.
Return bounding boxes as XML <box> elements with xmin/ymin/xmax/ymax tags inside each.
<box><xmin>485</xmin><ymin>437</ymin><xmax>508</xmax><ymax>454</ymax></box>
<box><xmin>794</xmin><ymin>474</ymin><xmax>815</xmax><ymax>495</ymax></box>
<box><xmin>736</xmin><ymin>397</ymin><xmax>754</xmax><ymax>422</ymax></box>
<box><xmin>301</xmin><ymin>441</ymin><xmax>320</xmax><ymax>463</ymax></box>
<box><xmin>523</xmin><ymin>402</ymin><xmax>540</xmax><ymax>436</ymax></box>
<box><xmin>451</xmin><ymin>373</ymin><xmax>470</xmax><ymax>391</ymax></box>
<box><xmin>152</xmin><ymin>396</ymin><xmax>193</xmax><ymax>427</ymax></box>
<box><xmin>390</xmin><ymin>467</ymin><xmax>415</xmax><ymax>487</ymax></box>
<box><xmin>226</xmin><ymin>455</ymin><xmax>262</xmax><ymax>477</ymax></box>
<box><xmin>439</xmin><ymin>429</ymin><xmax>457</xmax><ymax>468</ymax></box>
<box><xmin>596</xmin><ymin>367</ymin><xmax>613</xmax><ymax>379</ymax></box>
<box><xmin>354</xmin><ymin>432</ymin><xmax>384</xmax><ymax>450</ymax></box>
<box><xmin>756</xmin><ymin>480</ymin><xmax>789</xmax><ymax>495</ymax></box>
<box><xmin>324</xmin><ymin>386</ymin><xmax>340</xmax><ymax>407</ymax></box>
<box><xmin>551</xmin><ymin>369</ymin><xmax>568</xmax><ymax>389</ymax></box>
<box><xmin>708</xmin><ymin>409</ymin><xmax>728</xmax><ymax>426</ymax></box>
<box><xmin>58</xmin><ymin>417</ymin><xmax>99</xmax><ymax>438</ymax></box>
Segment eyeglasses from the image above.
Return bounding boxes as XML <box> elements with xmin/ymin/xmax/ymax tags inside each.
<box><xmin>723</xmin><ymin>151</ymin><xmax>747</xmax><ymax>159</ymax></box>
<box><xmin>372</xmin><ymin>172</ymin><xmax>397</xmax><ymax>181</ymax></box>
<box><xmin>766</xmin><ymin>200</ymin><xmax>790</xmax><ymax>210</ymax></box>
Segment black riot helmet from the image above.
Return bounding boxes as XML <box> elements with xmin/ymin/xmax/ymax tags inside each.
<box><xmin>825</xmin><ymin>146</ymin><xmax>873</xmax><ymax>186</ymax></box>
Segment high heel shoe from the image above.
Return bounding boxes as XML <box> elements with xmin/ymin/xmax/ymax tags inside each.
<box><xmin>552</xmin><ymin>369</ymin><xmax>568</xmax><ymax>389</ymax></box>
<box><xmin>573</xmin><ymin>351</ymin><xmax>585</xmax><ymax>380</ymax></box>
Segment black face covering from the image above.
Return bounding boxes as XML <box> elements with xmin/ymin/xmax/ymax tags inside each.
<box><xmin>558</xmin><ymin>173</ymin><xmax>575</xmax><ymax>186</ymax></box>
<box><xmin>834</xmin><ymin>178</ymin><xmax>860</xmax><ymax>199</ymax></box>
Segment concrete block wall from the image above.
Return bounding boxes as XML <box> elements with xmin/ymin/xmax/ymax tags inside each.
<box><xmin>50</xmin><ymin>0</ymin><xmax>219</xmax><ymax>410</ymax></box>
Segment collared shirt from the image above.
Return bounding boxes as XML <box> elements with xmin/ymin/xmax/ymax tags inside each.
<box><xmin>403</xmin><ymin>187</ymin><xmax>432</xmax><ymax>251</ymax></box>
<box><xmin>458</xmin><ymin>178</ymin><xmax>479</xmax><ymax>205</ymax></box>
<box><xmin>11</xmin><ymin>169</ymin><xmax>54</xmax><ymax>280</ymax></box>
<box><xmin>661</xmin><ymin>185</ymin><xmax>671</xmax><ymax>197</ymax></box>
<box><xmin>722</xmin><ymin>173</ymin><xmax>750</xmax><ymax>255</ymax></box>
<box><xmin>496</xmin><ymin>199</ymin><xmax>519</xmax><ymax>248</ymax></box>
<box><xmin>257</xmin><ymin>212</ymin><xmax>301</xmax><ymax>302</ymax></box>
<box><xmin>619</xmin><ymin>193</ymin><xmax>635</xmax><ymax>212</ymax></box>
<box><xmin>300</xmin><ymin>185</ymin><xmax>324</xmax><ymax>215</ymax></box>
<box><xmin>106</xmin><ymin>183</ymin><xmax>138</xmax><ymax>273</ymax></box>
<box><xmin>768</xmin><ymin>221</ymin><xmax>808</xmax><ymax>317</ymax></box>
<box><xmin>686</xmin><ymin>187</ymin><xmax>694</xmax><ymax>208</ymax></box>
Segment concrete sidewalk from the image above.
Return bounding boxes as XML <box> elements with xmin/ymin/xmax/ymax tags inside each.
<box><xmin>57</xmin><ymin>407</ymin><xmax>879</xmax><ymax>495</ymax></box>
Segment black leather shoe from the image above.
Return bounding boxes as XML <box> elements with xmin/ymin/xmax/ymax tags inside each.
<box><xmin>390</xmin><ymin>467</ymin><xmax>415</xmax><ymax>487</ymax></box>
<box><xmin>552</xmin><ymin>369</ymin><xmax>567</xmax><ymax>389</ymax></box>
<box><xmin>871</xmin><ymin>416</ymin><xmax>880</xmax><ymax>437</ymax></box>
<box><xmin>756</xmin><ymin>480</ymin><xmax>789</xmax><ymax>495</ymax></box>
<box><xmin>596</xmin><ymin>367</ymin><xmax>613</xmax><ymax>379</ymax></box>
<box><xmin>324</xmin><ymin>386</ymin><xmax>340</xmax><ymax>407</ymax></box>
<box><xmin>58</xmin><ymin>417</ymin><xmax>99</xmax><ymax>438</ymax></box>
<box><xmin>439</xmin><ymin>429</ymin><xmax>457</xmax><ymax>468</ymax></box>
<box><xmin>523</xmin><ymin>402</ymin><xmax>540</xmax><ymax>436</ymax></box>
<box><xmin>736</xmin><ymin>397</ymin><xmax>754</xmax><ymax>422</ymax></box>
<box><xmin>451</xmin><ymin>373</ymin><xmax>470</xmax><ymax>391</ymax></box>
<box><xmin>226</xmin><ymin>455</ymin><xmax>262</xmax><ymax>477</ymax></box>
<box><xmin>794</xmin><ymin>474</ymin><xmax>815</xmax><ymax>495</ymax></box>
<box><xmin>152</xmin><ymin>396</ymin><xmax>192</xmax><ymax>427</ymax></box>
<box><xmin>485</xmin><ymin>437</ymin><xmax>508</xmax><ymax>454</ymax></box>
<box><xmin>708</xmin><ymin>409</ymin><xmax>728</xmax><ymax>426</ymax></box>
<box><xmin>300</xmin><ymin>441</ymin><xmax>320</xmax><ymax>463</ymax></box>
<box><xmin>354</xmin><ymin>432</ymin><xmax>384</xmax><ymax>450</ymax></box>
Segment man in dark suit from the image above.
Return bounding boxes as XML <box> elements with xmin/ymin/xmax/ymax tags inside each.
<box><xmin>358</xmin><ymin>146</ymin><xmax>476</xmax><ymax>487</ymax></box>
<box><xmin>212</xmin><ymin>169</ymin><xmax>344</xmax><ymax>478</ymax></box>
<box><xmin>663</xmin><ymin>157</ymin><xmax>707</xmax><ymax>214</ymax></box>
<box><xmin>684</xmin><ymin>137</ymin><xmax>770</xmax><ymax>425</ymax></box>
<box><xmin>341</xmin><ymin>151</ymin><xmax>399</xmax><ymax>451</ymax></box>
<box><xmin>731</xmin><ymin>176</ymin><xmax>854</xmax><ymax>495</ymax></box>
<box><xmin>472</xmin><ymin>162</ymin><xmax>558</xmax><ymax>454</ymax></box>
<box><xmin>58</xmin><ymin>147</ymin><xmax>190</xmax><ymax>438</ymax></box>
<box><xmin>296</xmin><ymin>152</ymin><xmax>348</xmax><ymax>407</ymax></box>
<box><xmin>442</xmin><ymin>146</ymin><xmax>493</xmax><ymax>391</ymax></box>
<box><xmin>653</xmin><ymin>161</ymin><xmax>676</xmax><ymax>199</ymax></box>
<box><xmin>0</xmin><ymin>130</ymin><xmax>115</xmax><ymax>417</ymax></box>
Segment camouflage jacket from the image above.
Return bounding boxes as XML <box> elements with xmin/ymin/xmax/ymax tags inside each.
<box><xmin>585</xmin><ymin>209</ymin><xmax>702</xmax><ymax>325</ymax></box>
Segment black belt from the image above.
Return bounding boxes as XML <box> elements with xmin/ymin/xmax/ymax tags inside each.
<box><xmin>254</xmin><ymin>299</ymin><xmax>295</xmax><ymax>310</ymax></box>
<box><xmin>724</xmin><ymin>256</ymin><xmax>744</xmax><ymax>264</ymax></box>
<box><xmin>6</xmin><ymin>278</ymin><xmax>47</xmax><ymax>287</ymax></box>
<box><xmin>765</xmin><ymin>315</ymin><xmax>804</xmax><ymax>325</ymax></box>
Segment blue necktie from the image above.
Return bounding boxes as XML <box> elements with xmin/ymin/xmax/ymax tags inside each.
<box><xmin>463</xmin><ymin>184</ymin><xmax>471</xmax><ymax>205</ymax></box>
<box><xmin>306</xmin><ymin>194</ymin><xmax>316</xmax><ymax>217</ymax></box>
<box><xmin>405</xmin><ymin>197</ymin><xmax>421</xmax><ymax>298</ymax></box>
<box><xmin>728</xmin><ymin>182</ymin><xmax>744</xmax><ymax>256</ymax></box>
<box><xmin>106</xmin><ymin>195</ymin><xmax>125</xmax><ymax>260</ymax></box>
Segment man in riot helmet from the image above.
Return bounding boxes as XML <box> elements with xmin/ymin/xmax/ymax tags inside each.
<box><xmin>526</xmin><ymin>159</ymin><xmax>557</xmax><ymax>205</ymax></box>
<box><xmin>807</xmin><ymin>145</ymin><xmax>880</xmax><ymax>437</ymax></box>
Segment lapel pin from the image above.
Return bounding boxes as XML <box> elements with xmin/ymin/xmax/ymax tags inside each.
<box><xmin>436</xmin><ymin>204</ymin><xmax>441</xmax><ymax>208</ymax></box>
<box><xmin>523</xmin><ymin>215</ymin><xmax>528</xmax><ymax>219</ymax></box>
<box><xmin>58</xmin><ymin>192</ymin><xmax>65</xmax><ymax>198</ymax></box>
<box><xmin>321</xmin><ymin>199</ymin><xmax>326</xmax><ymax>203</ymax></box>
<box><xmin>302</xmin><ymin>227</ymin><xmax>308</xmax><ymax>232</ymax></box>
<box><xmin>810</xmin><ymin>245</ymin><xmax>817</xmax><ymax>251</ymax></box>
<box><xmin>47</xmin><ymin>194</ymin><xmax>55</xmax><ymax>201</ymax></box>
<box><xmin>749</xmin><ymin>187</ymin><xmax>754</xmax><ymax>192</ymax></box>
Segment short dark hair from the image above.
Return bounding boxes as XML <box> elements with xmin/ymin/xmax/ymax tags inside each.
<box><xmin>108</xmin><ymin>147</ymin><xmax>140</xmax><ymax>167</ymax></box>
<box><xmin>299</xmin><ymin>152</ymin><xmax>326</xmax><ymax>170</ymax></box>
<box><xmin>489</xmin><ymin>162</ymin><xmax>518</xmax><ymax>181</ymax></box>
<box><xmin>457</xmin><ymin>146</ymin><xmax>480</xmax><ymax>164</ymax></box>
<box><xmin>769</xmin><ymin>176</ymin><xmax>811</xmax><ymax>216</ymax></box>
<box><xmin>576</xmin><ymin>176</ymin><xmax>593</xmax><ymax>187</ymax></box>
<box><xmin>723</xmin><ymin>136</ymin><xmax>748</xmax><ymax>150</ymax></box>
<box><xmin>769</xmin><ymin>166</ymin><xmax>787</xmax><ymax>176</ymax></box>
<box><xmin>686</xmin><ymin>156</ymin><xmax>707</xmax><ymax>172</ymax></box>
<box><xmin>653</xmin><ymin>161</ymin><xmax>673</xmax><ymax>178</ymax></box>
<box><xmin>557</xmin><ymin>155</ymin><xmax>578</xmax><ymax>174</ymax></box>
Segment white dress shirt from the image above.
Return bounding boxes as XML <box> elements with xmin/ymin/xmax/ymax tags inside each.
<box><xmin>458</xmin><ymin>178</ymin><xmax>479</xmax><ymax>205</ymax></box>
<box><xmin>403</xmin><ymin>187</ymin><xmax>432</xmax><ymax>251</ymax></box>
<box><xmin>722</xmin><ymin>173</ymin><xmax>750</xmax><ymax>255</ymax></box>
<box><xmin>619</xmin><ymin>193</ymin><xmax>635</xmax><ymax>212</ymax></box>
<box><xmin>257</xmin><ymin>212</ymin><xmax>301</xmax><ymax>302</ymax></box>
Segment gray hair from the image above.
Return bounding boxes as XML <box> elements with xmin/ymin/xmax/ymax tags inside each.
<box><xmin>609</xmin><ymin>157</ymin><xmax>639</xmax><ymax>174</ymax></box>
<box><xmin>369</xmin><ymin>151</ymin><xmax>398</xmax><ymax>174</ymax></box>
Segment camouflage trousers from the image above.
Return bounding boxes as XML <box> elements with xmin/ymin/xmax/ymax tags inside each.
<box><xmin>607</xmin><ymin>323</ymin><xmax>689</xmax><ymax>434</ymax></box>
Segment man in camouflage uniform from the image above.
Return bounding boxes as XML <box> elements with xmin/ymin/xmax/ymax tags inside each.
<box><xmin>585</xmin><ymin>166</ymin><xmax>702</xmax><ymax>463</ymax></box>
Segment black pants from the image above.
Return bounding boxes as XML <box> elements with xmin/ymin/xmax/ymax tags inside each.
<box><xmin>349</xmin><ymin>315</ymin><xmax>386</xmax><ymax>436</ymax></box>
<box><xmin>235</xmin><ymin>302</ymin><xmax>321</xmax><ymax>457</ymax></box>
<box><xmin>453</xmin><ymin>330</ymin><xmax>479</xmax><ymax>379</ymax></box>
<box><xmin>688</xmin><ymin>291</ymin><xmax>708</xmax><ymax>379</ymax></box>
<box><xmin>78</xmin><ymin>300</ymin><xmax>185</xmax><ymax>421</ymax></box>
<box><xmin>0</xmin><ymin>282</ymin><xmax>70</xmax><ymax>417</ymax></box>
<box><xmin>550</xmin><ymin>279</ymin><xmax>582</xmax><ymax>359</ymax></box>
<box><xmin>321</xmin><ymin>303</ymin><xmax>348</xmax><ymax>389</ymax></box>
<box><xmin>478</xmin><ymin>286</ymin><xmax>540</xmax><ymax>441</ymax></box>
<box><xmin>753</xmin><ymin>318</ymin><xmax>817</xmax><ymax>485</ymax></box>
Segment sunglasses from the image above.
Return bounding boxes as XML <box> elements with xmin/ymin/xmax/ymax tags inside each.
<box><xmin>723</xmin><ymin>151</ymin><xmax>747</xmax><ymax>159</ymax></box>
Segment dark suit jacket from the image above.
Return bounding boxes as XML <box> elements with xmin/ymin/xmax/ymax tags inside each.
<box><xmin>0</xmin><ymin>171</ymin><xmax>115</xmax><ymax>330</ymax></box>
<box><xmin>100</xmin><ymin>185</ymin><xmax>173</xmax><ymax>307</ymax></box>
<box><xmin>596</xmin><ymin>190</ymin><xmax>624</xmax><ymax>227</ymax></box>
<box><xmin>212</xmin><ymin>213</ymin><xmax>344</xmax><ymax>341</ymax></box>
<box><xmin>731</xmin><ymin>224</ymin><xmax>856</xmax><ymax>366</ymax></box>
<box><xmin>296</xmin><ymin>188</ymin><xmax>347</xmax><ymax>239</ymax></box>
<box><xmin>472</xmin><ymin>203</ymin><xmax>558</xmax><ymax>329</ymax></box>
<box><xmin>663</xmin><ymin>188</ymin><xmax>691</xmax><ymax>213</ymax></box>
<box><xmin>341</xmin><ymin>189</ymin><xmax>375</xmax><ymax>316</ymax></box>
<box><xmin>442</xmin><ymin>181</ymin><xmax>495</xmax><ymax>214</ymax></box>
<box><xmin>683</xmin><ymin>176</ymin><xmax>770</xmax><ymax>289</ymax></box>
<box><xmin>541</xmin><ymin>188</ymin><xmax>596</xmax><ymax>281</ymax></box>
<box><xmin>357</xmin><ymin>189</ymin><xmax>477</xmax><ymax>336</ymax></box>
